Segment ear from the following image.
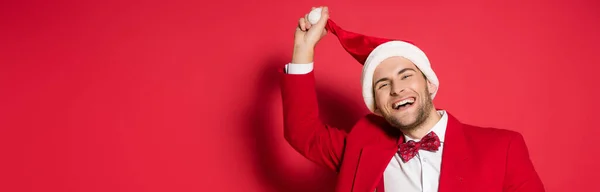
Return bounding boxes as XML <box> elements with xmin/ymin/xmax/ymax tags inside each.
<box><xmin>372</xmin><ymin>99</ymin><xmax>384</xmax><ymax>117</ymax></box>
<box><xmin>427</xmin><ymin>80</ymin><xmax>438</xmax><ymax>95</ymax></box>
<box><xmin>373</xmin><ymin>107</ymin><xmax>384</xmax><ymax>117</ymax></box>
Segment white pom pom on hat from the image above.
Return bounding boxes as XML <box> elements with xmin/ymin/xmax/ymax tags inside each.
<box><xmin>308</xmin><ymin>8</ymin><xmax>322</xmax><ymax>25</ymax></box>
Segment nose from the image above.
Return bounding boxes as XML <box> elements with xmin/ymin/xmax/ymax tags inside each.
<box><xmin>390</xmin><ymin>81</ymin><xmax>404</xmax><ymax>96</ymax></box>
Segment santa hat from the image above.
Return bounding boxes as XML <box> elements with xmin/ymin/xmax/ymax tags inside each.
<box><xmin>324</xmin><ymin>19</ymin><xmax>439</xmax><ymax>113</ymax></box>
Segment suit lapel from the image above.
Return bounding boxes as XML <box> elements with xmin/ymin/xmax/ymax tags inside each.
<box><xmin>439</xmin><ymin>113</ymin><xmax>472</xmax><ymax>192</ymax></box>
<box><xmin>352</xmin><ymin>120</ymin><xmax>401</xmax><ymax>192</ymax></box>
<box><xmin>353</xmin><ymin>143</ymin><xmax>397</xmax><ymax>191</ymax></box>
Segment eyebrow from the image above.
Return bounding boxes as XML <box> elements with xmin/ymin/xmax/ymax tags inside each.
<box><xmin>374</xmin><ymin>68</ymin><xmax>417</xmax><ymax>86</ymax></box>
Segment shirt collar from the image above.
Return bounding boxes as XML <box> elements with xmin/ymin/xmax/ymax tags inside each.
<box><xmin>404</xmin><ymin>110</ymin><xmax>448</xmax><ymax>142</ymax></box>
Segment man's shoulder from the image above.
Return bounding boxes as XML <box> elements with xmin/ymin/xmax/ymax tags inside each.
<box><xmin>459</xmin><ymin>122</ymin><xmax>526</xmax><ymax>152</ymax></box>
<box><xmin>346</xmin><ymin>114</ymin><xmax>400</xmax><ymax>141</ymax></box>
<box><xmin>352</xmin><ymin>113</ymin><xmax>395</xmax><ymax>131</ymax></box>
<box><xmin>462</xmin><ymin>123</ymin><xmax>522</xmax><ymax>140</ymax></box>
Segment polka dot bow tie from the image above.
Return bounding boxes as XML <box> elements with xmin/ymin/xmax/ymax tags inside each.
<box><xmin>398</xmin><ymin>132</ymin><xmax>441</xmax><ymax>162</ymax></box>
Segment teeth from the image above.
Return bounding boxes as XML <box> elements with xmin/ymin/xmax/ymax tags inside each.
<box><xmin>393</xmin><ymin>98</ymin><xmax>415</xmax><ymax>109</ymax></box>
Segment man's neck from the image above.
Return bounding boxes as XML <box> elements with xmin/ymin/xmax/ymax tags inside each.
<box><xmin>402</xmin><ymin>109</ymin><xmax>441</xmax><ymax>140</ymax></box>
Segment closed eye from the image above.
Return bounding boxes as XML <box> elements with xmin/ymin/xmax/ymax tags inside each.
<box><xmin>378</xmin><ymin>83</ymin><xmax>388</xmax><ymax>89</ymax></box>
<box><xmin>401</xmin><ymin>74</ymin><xmax>412</xmax><ymax>80</ymax></box>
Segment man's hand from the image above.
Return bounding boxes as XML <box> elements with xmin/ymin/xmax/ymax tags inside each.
<box><xmin>292</xmin><ymin>6</ymin><xmax>329</xmax><ymax>64</ymax></box>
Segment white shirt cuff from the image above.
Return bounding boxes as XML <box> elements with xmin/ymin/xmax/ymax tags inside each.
<box><xmin>284</xmin><ymin>62</ymin><xmax>314</xmax><ymax>74</ymax></box>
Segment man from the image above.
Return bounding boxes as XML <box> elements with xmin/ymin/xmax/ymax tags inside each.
<box><xmin>280</xmin><ymin>6</ymin><xmax>544</xmax><ymax>192</ymax></box>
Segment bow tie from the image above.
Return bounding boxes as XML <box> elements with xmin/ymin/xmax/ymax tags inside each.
<box><xmin>398</xmin><ymin>132</ymin><xmax>441</xmax><ymax>162</ymax></box>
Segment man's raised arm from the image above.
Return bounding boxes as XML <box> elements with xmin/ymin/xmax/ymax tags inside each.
<box><xmin>280</xmin><ymin>7</ymin><xmax>348</xmax><ymax>171</ymax></box>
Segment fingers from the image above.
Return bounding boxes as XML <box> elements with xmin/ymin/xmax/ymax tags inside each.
<box><xmin>314</xmin><ymin>6</ymin><xmax>329</xmax><ymax>28</ymax></box>
<box><xmin>297</xmin><ymin>6</ymin><xmax>326</xmax><ymax>32</ymax></box>
<box><xmin>304</xmin><ymin>13</ymin><xmax>312</xmax><ymax>30</ymax></box>
<box><xmin>298</xmin><ymin>18</ymin><xmax>306</xmax><ymax>31</ymax></box>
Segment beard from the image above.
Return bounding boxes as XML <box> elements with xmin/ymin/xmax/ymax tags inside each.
<box><xmin>384</xmin><ymin>87</ymin><xmax>434</xmax><ymax>131</ymax></box>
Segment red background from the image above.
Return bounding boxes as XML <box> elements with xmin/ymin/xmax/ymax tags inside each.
<box><xmin>1</xmin><ymin>0</ymin><xmax>599</xmax><ymax>191</ymax></box>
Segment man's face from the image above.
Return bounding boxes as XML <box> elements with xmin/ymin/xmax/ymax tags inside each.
<box><xmin>372</xmin><ymin>56</ymin><xmax>437</xmax><ymax>131</ymax></box>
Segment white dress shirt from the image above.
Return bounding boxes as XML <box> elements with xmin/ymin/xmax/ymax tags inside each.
<box><xmin>284</xmin><ymin>62</ymin><xmax>314</xmax><ymax>74</ymax></box>
<box><xmin>285</xmin><ymin>63</ymin><xmax>449</xmax><ymax>192</ymax></box>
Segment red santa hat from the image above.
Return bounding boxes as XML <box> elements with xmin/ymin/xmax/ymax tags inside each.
<box><xmin>324</xmin><ymin>19</ymin><xmax>439</xmax><ymax>113</ymax></box>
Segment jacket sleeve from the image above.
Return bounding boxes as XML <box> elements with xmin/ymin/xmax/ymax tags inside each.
<box><xmin>503</xmin><ymin>133</ymin><xmax>545</xmax><ymax>191</ymax></box>
<box><xmin>280</xmin><ymin>70</ymin><xmax>348</xmax><ymax>172</ymax></box>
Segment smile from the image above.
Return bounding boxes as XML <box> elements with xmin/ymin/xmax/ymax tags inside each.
<box><xmin>393</xmin><ymin>97</ymin><xmax>415</xmax><ymax>110</ymax></box>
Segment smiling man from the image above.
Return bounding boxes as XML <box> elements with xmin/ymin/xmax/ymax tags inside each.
<box><xmin>280</xmin><ymin>7</ymin><xmax>544</xmax><ymax>192</ymax></box>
